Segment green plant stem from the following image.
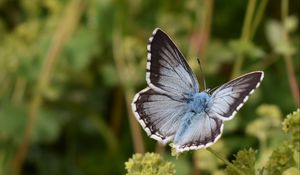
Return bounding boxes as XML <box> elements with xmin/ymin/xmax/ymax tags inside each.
<box><xmin>11</xmin><ymin>1</ymin><xmax>85</xmax><ymax>175</ymax></box>
<box><xmin>259</xmin><ymin>138</ymin><xmax>267</xmax><ymax>157</ymax></box>
<box><xmin>187</xmin><ymin>0</ymin><xmax>214</xmax><ymax>92</ymax></box>
<box><xmin>206</xmin><ymin>147</ymin><xmax>246</xmax><ymax>175</ymax></box>
<box><xmin>250</xmin><ymin>0</ymin><xmax>269</xmax><ymax>40</ymax></box>
<box><xmin>231</xmin><ymin>0</ymin><xmax>257</xmax><ymax>78</ymax></box>
<box><xmin>241</xmin><ymin>0</ymin><xmax>257</xmax><ymax>42</ymax></box>
<box><xmin>91</xmin><ymin>114</ymin><xmax>118</xmax><ymax>154</ymax></box>
<box><xmin>199</xmin><ymin>0</ymin><xmax>214</xmax><ymax>60</ymax></box>
<box><xmin>281</xmin><ymin>0</ymin><xmax>300</xmax><ymax>107</ymax></box>
<box><xmin>11</xmin><ymin>77</ymin><xmax>26</xmax><ymax>105</ymax></box>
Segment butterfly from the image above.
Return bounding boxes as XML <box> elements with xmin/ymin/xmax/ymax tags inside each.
<box><xmin>131</xmin><ymin>28</ymin><xmax>264</xmax><ymax>153</ymax></box>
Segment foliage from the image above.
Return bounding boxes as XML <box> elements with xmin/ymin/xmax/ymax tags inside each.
<box><xmin>264</xmin><ymin>142</ymin><xmax>296</xmax><ymax>175</ymax></box>
<box><xmin>0</xmin><ymin>0</ymin><xmax>299</xmax><ymax>174</ymax></box>
<box><xmin>246</xmin><ymin>104</ymin><xmax>282</xmax><ymax>142</ymax></box>
<box><xmin>225</xmin><ymin>149</ymin><xmax>256</xmax><ymax>175</ymax></box>
<box><xmin>131</xmin><ymin>108</ymin><xmax>299</xmax><ymax>175</ymax></box>
<box><xmin>224</xmin><ymin>109</ymin><xmax>300</xmax><ymax>175</ymax></box>
<box><xmin>125</xmin><ymin>153</ymin><xmax>176</xmax><ymax>175</ymax></box>
<box><xmin>132</xmin><ymin>109</ymin><xmax>300</xmax><ymax>175</ymax></box>
<box><xmin>282</xmin><ymin>108</ymin><xmax>300</xmax><ymax>151</ymax></box>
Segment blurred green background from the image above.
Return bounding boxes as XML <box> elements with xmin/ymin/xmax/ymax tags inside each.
<box><xmin>0</xmin><ymin>0</ymin><xmax>299</xmax><ymax>174</ymax></box>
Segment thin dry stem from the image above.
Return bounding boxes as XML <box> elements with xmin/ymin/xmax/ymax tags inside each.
<box><xmin>112</xmin><ymin>29</ymin><xmax>145</xmax><ymax>153</ymax></box>
<box><xmin>11</xmin><ymin>1</ymin><xmax>85</xmax><ymax>174</ymax></box>
<box><xmin>126</xmin><ymin>90</ymin><xmax>145</xmax><ymax>153</ymax></box>
<box><xmin>281</xmin><ymin>0</ymin><xmax>300</xmax><ymax>107</ymax></box>
<box><xmin>199</xmin><ymin>0</ymin><xmax>214</xmax><ymax>60</ymax></box>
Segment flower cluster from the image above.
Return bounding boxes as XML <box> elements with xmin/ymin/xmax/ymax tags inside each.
<box><xmin>125</xmin><ymin>153</ymin><xmax>175</xmax><ymax>175</ymax></box>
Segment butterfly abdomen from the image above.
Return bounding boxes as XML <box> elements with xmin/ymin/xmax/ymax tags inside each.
<box><xmin>174</xmin><ymin>112</ymin><xmax>195</xmax><ymax>144</ymax></box>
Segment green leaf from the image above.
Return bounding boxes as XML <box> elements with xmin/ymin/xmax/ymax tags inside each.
<box><xmin>195</xmin><ymin>140</ymin><xmax>228</xmax><ymax>172</ymax></box>
<box><xmin>282</xmin><ymin>109</ymin><xmax>300</xmax><ymax>152</ymax></box>
<box><xmin>62</xmin><ymin>27</ymin><xmax>98</xmax><ymax>71</ymax></box>
<box><xmin>265</xmin><ymin>19</ymin><xmax>296</xmax><ymax>56</ymax></box>
<box><xmin>228</xmin><ymin>40</ymin><xmax>265</xmax><ymax>59</ymax></box>
<box><xmin>99</xmin><ymin>64</ymin><xmax>119</xmax><ymax>87</ymax></box>
<box><xmin>246</xmin><ymin>104</ymin><xmax>282</xmax><ymax>141</ymax></box>
<box><xmin>0</xmin><ymin>103</ymin><xmax>27</xmax><ymax>143</ymax></box>
<box><xmin>31</xmin><ymin>109</ymin><xmax>65</xmax><ymax>143</ymax></box>
<box><xmin>282</xmin><ymin>167</ymin><xmax>300</xmax><ymax>175</ymax></box>
<box><xmin>265</xmin><ymin>142</ymin><xmax>296</xmax><ymax>175</ymax></box>
<box><xmin>225</xmin><ymin>148</ymin><xmax>257</xmax><ymax>175</ymax></box>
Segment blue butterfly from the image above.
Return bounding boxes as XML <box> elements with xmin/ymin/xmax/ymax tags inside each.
<box><xmin>132</xmin><ymin>28</ymin><xmax>264</xmax><ymax>153</ymax></box>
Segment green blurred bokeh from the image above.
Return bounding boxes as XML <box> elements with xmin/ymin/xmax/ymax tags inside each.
<box><xmin>0</xmin><ymin>0</ymin><xmax>299</xmax><ymax>174</ymax></box>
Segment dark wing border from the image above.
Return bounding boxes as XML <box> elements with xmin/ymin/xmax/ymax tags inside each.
<box><xmin>132</xmin><ymin>87</ymin><xmax>184</xmax><ymax>144</ymax></box>
<box><xmin>146</xmin><ymin>28</ymin><xmax>199</xmax><ymax>94</ymax></box>
<box><xmin>173</xmin><ymin>116</ymin><xmax>224</xmax><ymax>153</ymax></box>
<box><xmin>210</xmin><ymin>71</ymin><xmax>264</xmax><ymax>121</ymax></box>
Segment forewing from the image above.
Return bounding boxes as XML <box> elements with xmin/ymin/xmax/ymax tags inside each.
<box><xmin>209</xmin><ymin>71</ymin><xmax>264</xmax><ymax>121</ymax></box>
<box><xmin>132</xmin><ymin>87</ymin><xmax>188</xmax><ymax>144</ymax></box>
<box><xmin>146</xmin><ymin>28</ymin><xmax>199</xmax><ymax>96</ymax></box>
<box><xmin>173</xmin><ymin>112</ymin><xmax>224</xmax><ymax>152</ymax></box>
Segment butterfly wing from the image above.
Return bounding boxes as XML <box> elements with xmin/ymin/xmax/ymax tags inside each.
<box><xmin>173</xmin><ymin>71</ymin><xmax>263</xmax><ymax>152</ymax></box>
<box><xmin>132</xmin><ymin>28</ymin><xmax>200</xmax><ymax>144</ymax></box>
<box><xmin>209</xmin><ymin>71</ymin><xmax>264</xmax><ymax>121</ymax></box>
<box><xmin>132</xmin><ymin>87</ymin><xmax>188</xmax><ymax>144</ymax></box>
<box><xmin>146</xmin><ymin>28</ymin><xmax>199</xmax><ymax>96</ymax></box>
<box><xmin>173</xmin><ymin>111</ymin><xmax>224</xmax><ymax>152</ymax></box>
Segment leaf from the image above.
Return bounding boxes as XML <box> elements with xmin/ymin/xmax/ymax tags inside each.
<box><xmin>61</xmin><ymin>27</ymin><xmax>98</xmax><ymax>71</ymax></box>
<box><xmin>225</xmin><ymin>148</ymin><xmax>257</xmax><ymax>175</ymax></box>
<box><xmin>265</xmin><ymin>19</ymin><xmax>295</xmax><ymax>56</ymax></box>
<box><xmin>246</xmin><ymin>104</ymin><xmax>282</xmax><ymax>141</ymax></box>
<box><xmin>282</xmin><ymin>109</ymin><xmax>300</xmax><ymax>152</ymax></box>
<box><xmin>228</xmin><ymin>40</ymin><xmax>265</xmax><ymax>59</ymax></box>
<box><xmin>265</xmin><ymin>142</ymin><xmax>296</xmax><ymax>175</ymax></box>
<box><xmin>0</xmin><ymin>103</ymin><xmax>27</xmax><ymax>143</ymax></box>
<box><xmin>195</xmin><ymin>140</ymin><xmax>228</xmax><ymax>172</ymax></box>
<box><xmin>284</xmin><ymin>15</ymin><xmax>298</xmax><ymax>33</ymax></box>
<box><xmin>31</xmin><ymin>109</ymin><xmax>66</xmax><ymax>143</ymax></box>
<box><xmin>99</xmin><ymin>63</ymin><xmax>119</xmax><ymax>87</ymax></box>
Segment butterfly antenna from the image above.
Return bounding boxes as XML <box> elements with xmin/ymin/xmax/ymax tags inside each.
<box><xmin>197</xmin><ymin>58</ymin><xmax>207</xmax><ymax>90</ymax></box>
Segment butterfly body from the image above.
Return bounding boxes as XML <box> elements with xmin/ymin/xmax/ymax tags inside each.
<box><xmin>132</xmin><ymin>28</ymin><xmax>264</xmax><ymax>152</ymax></box>
<box><xmin>187</xmin><ymin>92</ymin><xmax>212</xmax><ymax>114</ymax></box>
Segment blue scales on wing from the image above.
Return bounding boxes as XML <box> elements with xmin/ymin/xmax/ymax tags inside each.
<box><xmin>132</xmin><ymin>28</ymin><xmax>225</xmax><ymax>151</ymax></box>
<box><xmin>131</xmin><ymin>28</ymin><xmax>264</xmax><ymax>153</ymax></box>
<box><xmin>132</xmin><ymin>28</ymin><xmax>200</xmax><ymax>144</ymax></box>
<box><xmin>172</xmin><ymin>92</ymin><xmax>224</xmax><ymax>152</ymax></box>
